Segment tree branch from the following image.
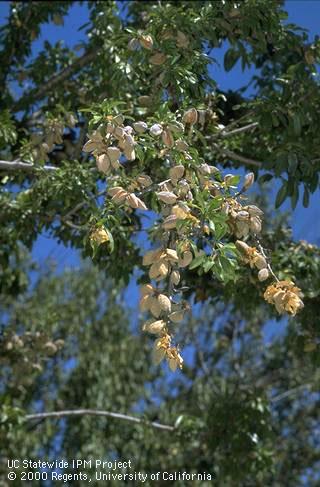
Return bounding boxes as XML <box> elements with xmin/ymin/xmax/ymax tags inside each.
<box><xmin>61</xmin><ymin>220</ymin><xmax>89</xmax><ymax>231</ymax></box>
<box><xmin>213</xmin><ymin>144</ymin><xmax>262</xmax><ymax>167</ymax></box>
<box><xmin>0</xmin><ymin>159</ymin><xmax>58</xmax><ymax>172</ymax></box>
<box><xmin>271</xmin><ymin>383</ymin><xmax>312</xmax><ymax>403</ymax></box>
<box><xmin>0</xmin><ymin>159</ymin><xmax>98</xmax><ymax>173</ymax></box>
<box><xmin>214</xmin><ymin>122</ymin><xmax>259</xmax><ymax>139</ymax></box>
<box><xmin>13</xmin><ymin>50</ymin><xmax>98</xmax><ymax>111</ymax></box>
<box><xmin>25</xmin><ymin>409</ymin><xmax>175</xmax><ymax>432</ymax></box>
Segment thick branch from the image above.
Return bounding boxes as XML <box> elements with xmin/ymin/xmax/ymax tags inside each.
<box><xmin>25</xmin><ymin>409</ymin><xmax>175</xmax><ymax>432</ymax></box>
<box><xmin>13</xmin><ymin>50</ymin><xmax>98</xmax><ymax>111</ymax></box>
<box><xmin>213</xmin><ymin>144</ymin><xmax>262</xmax><ymax>167</ymax></box>
<box><xmin>0</xmin><ymin>159</ymin><xmax>57</xmax><ymax>172</ymax></box>
<box><xmin>0</xmin><ymin>159</ymin><xmax>98</xmax><ymax>174</ymax></box>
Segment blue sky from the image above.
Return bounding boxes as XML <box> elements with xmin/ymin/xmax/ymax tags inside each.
<box><xmin>0</xmin><ymin>1</ymin><xmax>319</xmax><ymax>291</ymax></box>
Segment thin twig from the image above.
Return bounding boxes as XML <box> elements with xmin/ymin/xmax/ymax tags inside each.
<box><xmin>61</xmin><ymin>219</ymin><xmax>88</xmax><ymax>231</ymax></box>
<box><xmin>25</xmin><ymin>409</ymin><xmax>175</xmax><ymax>432</ymax></box>
<box><xmin>62</xmin><ymin>189</ymin><xmax>106</xmax><ymax>222</ymax></box>
<box><xmin>254</xmin><ymin>236</ymin><xmax>279</xmax><ymax>282</ymax></box>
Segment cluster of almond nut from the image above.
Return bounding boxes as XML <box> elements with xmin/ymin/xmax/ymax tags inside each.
<box><xmin>83</xmin><ymin>107</ymin><xmax>304</xmax><ymax>370</ymax></box>
<box><xmin>83</xmin><ymin>113</ymin><xmax>136</xmax><ymax>172</ymax></box>
<box><xmin>235</xmin><ymin>239</ymin><xmax>304</xmax><ymax>315</ymax></box>
<box><xmin>128</xmin><ymin>29</ymin><xmax>190</xmax><ymax>68</ymax></box>
<box><xmin>235</xmin><ymin>240</ymin><xmax>270</xmax><ymax>281</ymax></box>
<box><xmin>225</xmin><ymin>200</ymin><xmax>263</xmax><ymax>238</ymax></box>
<box><xmin>31</xmin><ymin>113</ymin><xmax>77</xmax><ymax>162</ymax></box>
<box><xmin>140</xmin><ymin>249</ymin><xmax>189</xmax><ymax>371</ymax></box>
<box><xmin>264</xmin><ymin>280</ymin><xmax>304</xmax><ymax>316</ymax></box>
<box><xmin>139</xmin><ymin>282</ymin><xmax>185</xmax><ymax>371</ymax></box>
<box><xmin>3</xmin><ymin>331</ymin><xmax>64</xmax><ymax>377</ymax></box>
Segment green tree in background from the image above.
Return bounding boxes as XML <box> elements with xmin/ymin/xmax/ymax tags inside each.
<box><xmin>0</xmin><ymin>1</ymin><xmax>319</xmax><ymax>485</ymax></box>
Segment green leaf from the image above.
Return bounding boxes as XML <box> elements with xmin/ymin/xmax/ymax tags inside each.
<box><xmin>275</xmin><ymin>181</ymin><xmax>288</xmax><ymax>208</ymax></box>
<box><xmin>224</xmin><ymin>49</ymin><xmax>240</xmax><ymax>71</ymax></box>
<box><xmin>258</xmin><ymin>173</ymin><xmax>273</xmax><ymax>184</ymax></box>
<box><xmin>203</xmin><ymin>260</ymin><xmax>215</xmax><ymax>273</ymax></box>
<box><xmin>189</xmin><ymin>255</ymin><xmax>206</xmax><ymax>270</ymax></box>
<box><xmin>293</xmin><ymin>114</ymin><xmax>301</xmax><ymax>136</ymax></box>
<box><xmin>303</xmin><ymin>186</ymin><xmax>310</xmax><ymax>208</ymax></box>
<box><xmin>226</xmin><ymin>175</ymin><xmax>241</xmax><ymax>186</ymax></box>
<box><xmin>288</xmin><ymin>153</ymin><xmax>298</xmax><ymax>174</ymax></box>
<box><xmin>105</xmin><ymin>228</ymin><xmax>114</xmax><ymax>253</ymax></box>
<box><xmin>214</xmin><ymin>223</ymin><xmax>228</xmax><ymax>241</ymax></box>
<box><xmin>208</xmin><ymin>220</ymin><xmax>215</xmax><ymax>232</ymax></box>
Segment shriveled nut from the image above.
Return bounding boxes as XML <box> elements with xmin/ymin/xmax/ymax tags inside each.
<box><xmin>137</xmin><ymin>174</ymin><xmax>153</xmax><ymax>187</ymax></box>
<box><xmin>109</xmin><ymin>187</ymin><xmax>128</xmax><ymax>204</ymax></box>
<box><xmin>199</xmin><ymin>163</ymin><xmax>211</xmax><ymax>175</ymax></box>
<box><xmin>128</xmin><ymin>38</ymin><xmax>140</xmax><ymax>50</ymax></box>
<box><xmin>140</xmin><ymin>283</ymin><xmax>154</xmax><ymax>296</ymax></box>
<box><xmin>157</xmin><ymin>191</ymin><xmax>177</xmax><ymax>204</ymax></box>
<box><xmin>44</xmin><ymin>342</ymin><xmax>58</xmax><ymax>354</ymax></box>
<box><xmin>170</xmin><ymin>270</ymin><xmax>180</xmax><ymax>285</ymax></box>
<box><xmin>166</xmin><ymin>249</ymin><xmax>179</xmax><ymax>262</ymax></box>
<box><xmin>149</xmin><ymin>260</ymin><xmax>169</xmax><ymax>280</ymax></box>
<box><xmin>168</xmin><ymin>122</ymin><xmax>184</xmax><ymax>133</ymax></box>
<box><xmin>178</xmin><ymin>251</ymin><xmax>193</xmax><ymax>268</ymax></box>
<box><xmin>175</xmin><ymin>139</ymin><xmax>189</xmax><ymax>151</ymax></box>
<box><xmin>237</xmin><ymin>211</ymin><xmax>250</xmax><ymax>221</ymax></box>
<box><xmin>150</xmin><ymin>52</ymin><xmax>167</xmax><ymax>65</ymax></box>
<box><xmin>106</xmin><ymin>146</ymin><xmax>121</xmax><ymax>163</ymax></box>
<box><xmin>162</xmin><ymin>214</ymin><xmax>177</xmax><ymax>230</ymax></box>
<box><xmin>96</xmin><ymin>154</ymin><xmax>110</xmax><ymax>174</ymax></box>
<box><xmin>126</xmin><ymin>193</ymin><xmax>148</xmax><ymax>210</ymax></box>
<box><xmin>143</xmin><ymin>319</ymin><xmax>166</xmax><ymax>334</ymax></box>
<box><xmin>143</xmin><ymin>248</ymin><xmax>163</xmax><ymax>266</ymax></box>
<box><xmin>242</xmin><ymin>172</ymin><xmax>255</xmax><ymax>192</ymax></box>
<box><xmin>247</xmin><ymin>205</ymin><xmax>264</xmax><ymax>217</ymax></box>
<box><xmin>150</xmin><ymin>124</ymin><xmax>163</xmax><ymax>136</ymax></box>
<box><xmin>250</xmin><ymin>216</ymin><xmax>262</xmax><ymax>233</ymax></box>
<box><xmin>172</xmin><ymin>202</ymin><xmax>190</xmax><ymax>217</ymax></box>
<box><xmin>110</xmin><ymin>116</ymin><xmax>122</xmax><ymax>127</ymax></box>
<box><xmin>139</xmin><ymin>34</ymin><xmax>154</xmax><ymax>50</ymax></box>
<box><xmin>258</xmin><ymin>268</ymin><xmax>269</xmax><ymax>281</ymax></box>
<box><xmin>124</xmin><ymin>147</ymin><xmax>136</xmax><ymax>160</ymax></box>
<box><xmin>140</xmin><ymin>294</ymin><xmax>153</xmax><ymax>311</ymax></box>
<box><xmin>162</xmin><ymin>129</ymin><xmax>174</xmax><ymax>147</ymax></box>
<box><xmin>133</xmin><ymin>121</ymin><xmax>148</xmax><ymax>133</ymax></box>
<box><xmin>114</xmin><ymin>126</ymin><xmax>125</xmax><ymax>139</ymax></box>
<box><xmin>158</xmin><ymin>294</ymin><xmax>172</xmax><ymax>313</ymax></box>
<box><xmin>150</xmin><ymin>298</ymin><xmax>162</xmax><ymax>317</ymax></box>
<box><xmin>176</xmin><ymin>31</ymin><xmax>189</xmax><ymax>48</ymax></box>
<box><xmin>169</xmin><ymin>165</ymin><xmax>185</xmax><ymax>181</ymax></box>
<box><xmin>255</xmin><ymin>254</ymin><xmax>268</xmax><ymax>270</ymax></box>
<box><xmin>235</xmin><ymin>240</ymin><xmax>250</xmax><ymax>253</ymax></box>
<box><xmin>182</xmin><ymin>108</ymin><xmax>198</xmax><ymax>125</ymax></box>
